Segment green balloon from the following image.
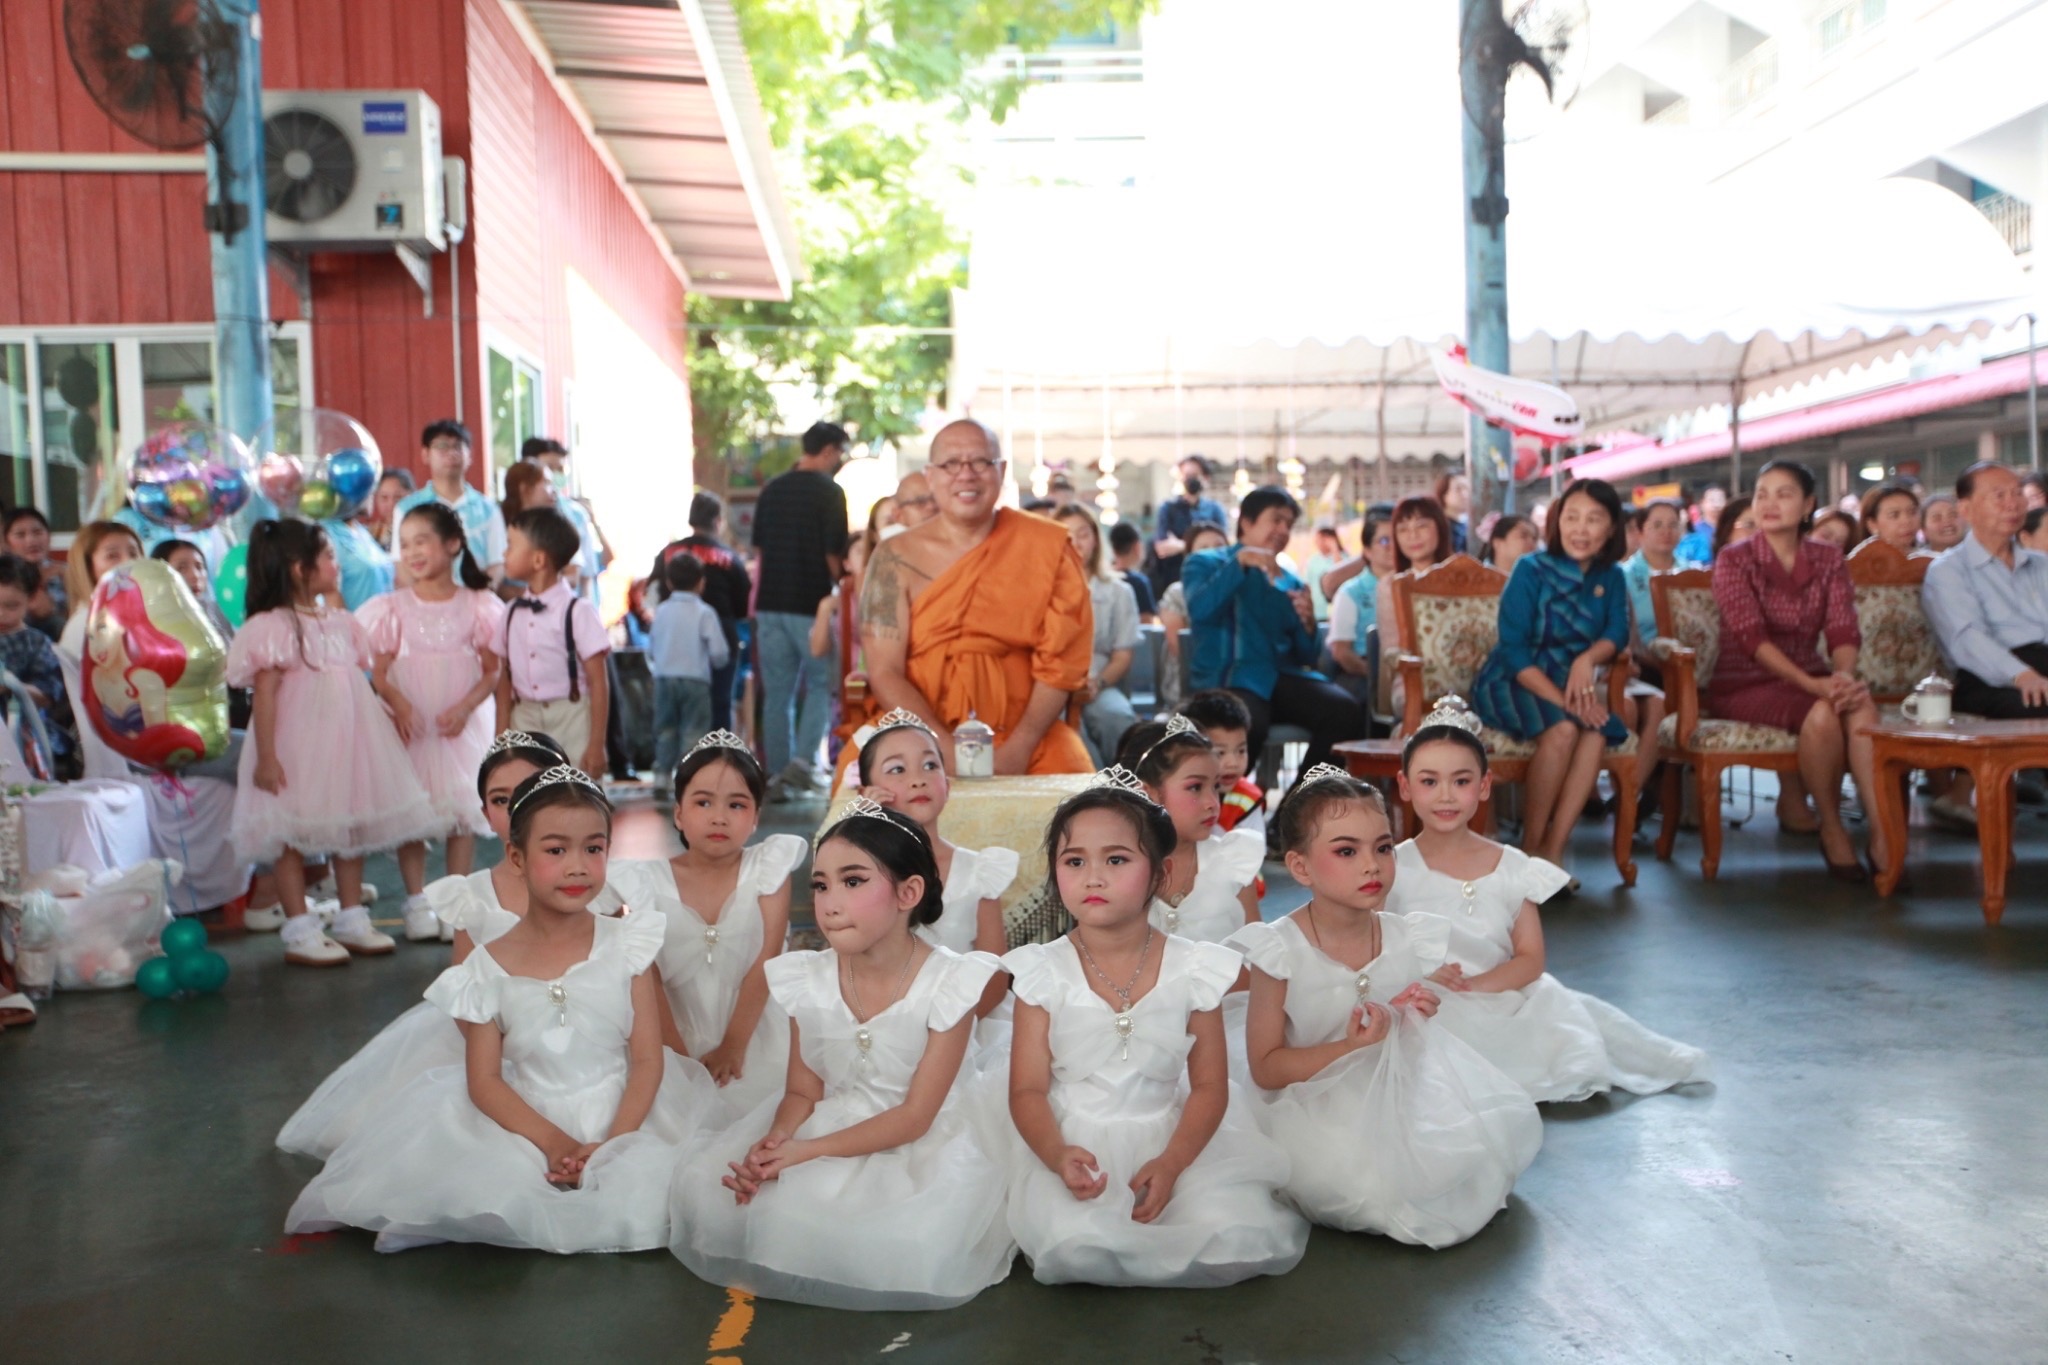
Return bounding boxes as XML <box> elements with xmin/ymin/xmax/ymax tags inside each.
<box><xmin>298</xmin><ymin>480</ymin><xmax>342</xmax><ymax>520</ymax></box>
<box><xmin>171</xmin><ymin>948</ymin><xmax>229</xmax><ymax>995</ymax></box>
<box><xmin>135</xmin><ymin>955</ymin><xmax>181</xmax><ymax>1000</ymax></box>
<box><xmin>214</xmin><ymin>542</ymin><xmax>248</xmax><ymax>628</ymax></box>
<box><xmin>161</xmin><ymin>917</ymin><xmax>209</xmax><ymax>959</ymax></box>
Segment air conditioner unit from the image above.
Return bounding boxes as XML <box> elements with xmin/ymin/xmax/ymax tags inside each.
<box><xmin>263</xmin><ymin>89</ymin><xmax>446</xmax><ymax>252</ymax></box>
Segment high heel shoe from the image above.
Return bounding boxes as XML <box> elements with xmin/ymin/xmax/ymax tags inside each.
<box><xmin>1825</xmin><ymin>856</ymin><xmax>1868</xmax><ymax>883</ymax></box>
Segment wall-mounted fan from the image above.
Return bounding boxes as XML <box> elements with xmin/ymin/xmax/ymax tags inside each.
<box><xmin>63</xmin><ymin>0</ymin><xmax>248</xmax><ymax>236</ymax></box>
<box><xmin>264</xmin><ymin>107</ymin><xmax>358</xmax><ymax>223</ymax></box>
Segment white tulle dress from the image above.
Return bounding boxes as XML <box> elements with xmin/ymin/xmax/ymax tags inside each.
<box><xmin>1224</xmin><ymin>913</ymin><xmax>1543</xmax><ymax>1248</ymax></box>
<box><xmin>1147</xmin><ymin>827</ymin><xmax>1264</xmax><ymax>943</ymax></box>
<box><xmin>610</xmin><ymin>834</ymin><xmax>806</xmax><ymax>1123</ymax></box>
<box><xmin>225</xmin><ymin>606</ymin><xmax>431</xmax><ymax>863</ymax></box>
<box><xmin>286</xmin><ymin>911</ymin><xmax>719</xmax><ymax>1254</ymax></box>
<box><xmin>1390</xmin><ymin>842</ymin><xmax>1711</xmax><ymax>1102</ymax></box>
<box><xmin>356</xmin><ymin>587</ymin><xmax>506</xmax><ymax>838</ymax></box>
<box><xmin>275</xmin><ymin>870</ymin><xmax>623</xmax><ymax>1161</ymax></box>
<box><xmin>670</xmin><ymin>946</ymin><xmax>1016</xmax><ymax>1311</ymax></box>
<box><xmin>998</xmin><ymin>935</ymin><xmax>1308</xmax><ymax>1288</ymax></box>
<box><xmin>917</xmin><ymin>843</ymin><xmax>1018</xmax><ymax>953</ymax></box>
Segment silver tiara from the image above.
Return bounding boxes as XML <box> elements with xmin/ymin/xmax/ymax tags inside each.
<box><xmin>486</xmin><ymin>729</ymin><xmax>557</xmax><ymax>758</ymax></box>
<box><xmin>1419</xmin><ymin>694</ymin><xmax>1485</xmax><ymax>736</ymax></box>
<box><xmin>1297</xmin><ymin>762</ymin><xmax>1354</xmax><ymax>786</ymax></box>
<box><xmin>850</xmin><ymin>708</ymin><xmax>935</xmax><ymax>751</ymax></box>
<box><xmin>685</xmin><ymin>729</ymin><xmax>752</xmax><ymax>760</ymax></box>
<box><xmin>510</xmin><ymin>764</ymin><xmax>608</xmax><ymax>812</ymax></box>
<box><xmin>815</xmin><ymin>794</ymin><xmax>898</xmax><ymax>849</ymax></box>
<box><xmin>1140</xmin><ymin>713</ymin><xmax>1203</xmax><ymax>766</ymax></box>
<box><xmin>1089</xmin><ymin>765</ymin><xmax>1152</xmax><ymax>798</ymax></box>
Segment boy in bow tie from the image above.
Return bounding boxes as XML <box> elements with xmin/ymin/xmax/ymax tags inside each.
<box><xmin>497</xmin><ymin>507</ymin><xmax>610</xmax><ymax>778</ymax></box>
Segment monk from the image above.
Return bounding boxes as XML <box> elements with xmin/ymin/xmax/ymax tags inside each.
<box><xmin>858</xmin><ymin>419</ymin><xmax>1094</xmax><ymax>775</ymax></box>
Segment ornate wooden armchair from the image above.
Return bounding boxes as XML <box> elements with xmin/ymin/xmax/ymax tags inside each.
<box><xmin>1650</xmin><ymin>568</ymin><xmax>1801</xmax><ymax>879</ymax></box>
<box><xmin>1844</xmin><ymin>540</ymin><xmax>1942</xmax><ymax>705</ymax></box>
<box><xmin>1393</xmin><ymin>554</ymin><xmax>1640</xmax><ymax>886</ymax></box>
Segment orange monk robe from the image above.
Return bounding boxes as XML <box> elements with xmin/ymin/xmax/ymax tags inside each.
<box><xmin>907</xmin><ymin>509</ymin><xmax>1095</xmax><ymax>774</ymax></box>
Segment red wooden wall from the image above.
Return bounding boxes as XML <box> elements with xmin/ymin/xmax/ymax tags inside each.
<box><xmin>0</xmin><ymin>0</ymin><xmax>690</xmax><ymax>484</ymax></box>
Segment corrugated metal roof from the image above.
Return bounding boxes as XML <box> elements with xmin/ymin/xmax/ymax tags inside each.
<box><xmin>512</xmin><ymin>0</ymin><xmax>797</xmax><ymax>300</ymax></box>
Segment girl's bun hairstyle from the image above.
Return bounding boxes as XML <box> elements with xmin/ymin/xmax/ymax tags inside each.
<box><xmin>1114</xmin><ymin>718</ymin><xmax>1214</xmax><ymax>788</ymax></box>
<box><xmin>1272</xmin><ymin>767</ymin><xmax>1388</xmax><ymax>855</ymax></box>
<box><xmin>816</xmin><ymin>807</ymin><xmax>944</xmax><ymax>926</ymax></box>
<box><xmin>476</xmin><ymin>731</ymin><xmax>570</xmax><ymax>800</ymax></box>
<box><xmin>1042</xmin><ymin>786</ymin><xmax>1179</xmax><ymax>907</ymax></box>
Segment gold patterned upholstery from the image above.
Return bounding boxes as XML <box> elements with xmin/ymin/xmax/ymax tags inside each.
<box><xmin>1851</xmin><ymin>583</ymin><xmax>1944</xmax><ymax>699</ymax></box>
<box><xmin>1661</xmin><ymin>583</ymin><xmax>1721</xmax><ymax>685</ymax></box>
<box><xmin>1655</xmin><ymin>714</ymin><xmax>1798</xmax><ymax>752</ymax></box>
<box><xmin>1410</xmin><ymin>594</ymin><xmax>1499</xmax><ymax>703</ymax></box>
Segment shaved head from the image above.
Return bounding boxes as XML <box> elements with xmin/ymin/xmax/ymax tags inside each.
<box><xmin>930</xmin><ymin>418</ymin><xmax>1000</xmax><ymax>463</ymax></box>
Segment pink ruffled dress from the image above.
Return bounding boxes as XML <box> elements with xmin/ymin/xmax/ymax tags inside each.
<box><xmin>356</xmin><ymin>587</ymin><xmax>507</xmax><ymax>837</ymax></box>
<box><xmin>226</xmin><ymin>605</ymin><xmax>432</xmax><ymax>863</ymax></box>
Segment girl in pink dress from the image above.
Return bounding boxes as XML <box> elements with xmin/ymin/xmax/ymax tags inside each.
<box><xmin>228</xmin><ymin>520</ymin><xmax>433</xmax><ymax>967</ymax></box>
<box><xmin>362</xmin><ymin>503</ymin><xmax>508</xmax><ymax>940</ymax></box>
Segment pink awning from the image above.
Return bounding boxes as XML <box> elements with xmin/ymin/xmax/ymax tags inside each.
<box><xmin>1551</xmin><ymin>348</ymin><xmax>2048</xmax><ymax>484</ymax></box>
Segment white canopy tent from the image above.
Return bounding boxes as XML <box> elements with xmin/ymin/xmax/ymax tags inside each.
<box><xmin>950</xmin><ymin>0</ymin><xmax>2044</xmax><ymax>480</ymax></box>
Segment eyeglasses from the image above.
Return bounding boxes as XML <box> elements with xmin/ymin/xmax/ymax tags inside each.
<box><xmin>930</xmin><ymin>457</ymin><xmax>1002</xmax><ymax>479</ymax></box>
<box><xmin>427</xmin><ymin>439</ymin><xmax>466</xmax><ymax>454</ymax></box>
<box><xmin>898</xmin><ymin>494</ymin><xmax>937</xmax><ymax>509</ymax></box>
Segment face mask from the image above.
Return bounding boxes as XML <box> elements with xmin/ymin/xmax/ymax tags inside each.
<box><xmin>1183</xmin><ymin>476</ymin><xmax>1205</xmax><ymax>497</ymax></box>
<box><xmin>547</xmin><ymin>468</ymin><xmax>570</xmax><ymax>492</ymax></box>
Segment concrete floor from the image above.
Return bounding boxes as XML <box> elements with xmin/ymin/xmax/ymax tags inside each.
<box><xmin>4</xmin><ymin>785</ymin><xmax>2047</xmax><ymax>1364</ymax></box>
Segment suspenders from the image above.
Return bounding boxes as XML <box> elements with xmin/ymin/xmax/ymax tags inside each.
<box><xmin>506</xmin><ymin>600</ymin><xmax>582</xmax><ymax>703</ymax></box>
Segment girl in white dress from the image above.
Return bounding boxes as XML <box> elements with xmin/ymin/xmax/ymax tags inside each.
<box><xmin>287</xmin><ymin>765</ymin><xmax>718</xmax><ymax>1253</ymax></box>
<box><xmin>360</xmin><ymin>502</ymin><xmax>507</xmax><ymax>941</ymax></box>
<box><xmin>227</xmin><ymin>519</ymin><xmax>431</xmax><ymax>966</ymax></box>
<box><xmin>1391</xmin><ymin>699</ymin><xmax>1709</xmax><ymax>1102</ymax></box>
<box><xmin>1002</xmin><ymin>775</ymin><xmax>1308</xmax><ymax>1288</ymax></box>
<box><xmin>609</xmin><ymin>732</ymin><xmax>803</xmax><ymax>1123</ymax></box>
<box><xmin>671</xmin><ymin>801</ymin><xmax>1015</xmax><ymax>1310</ymax></box>
<box><xmin>1115</xmin><ymin>717</ymin><xmax>1263</xmax><ymax>945</ymax></box>
<box><xmin>1227</xmin><ymin>765</ymin><xmax>1543</xmax><ymax>1249</ymax></box>
<box><xmin>855</xmin><ymin>709</ymin><xmax>1015</xmax><ymax>960</ymax></box>
<box><xmin>277</xmin><ymin>733</ymin><xmax>624</xmax><ymax>1160</ymax></box>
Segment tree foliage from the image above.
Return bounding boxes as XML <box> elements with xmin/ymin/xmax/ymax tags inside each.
<box><xmin>692</xmin><ymin>0</ymin><xmax>1153</xmax><ymax>462</ymax></box>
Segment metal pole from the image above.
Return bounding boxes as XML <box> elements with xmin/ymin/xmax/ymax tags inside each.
<box><xmin>1729</xmin><ymin>380</ymin><xmax>1743</xmax><ymax>493</ymax></box>
<box><xmin>2028</xmin><ymin>312</ymin><xmax>2040</xmax><ymax>473</ymax></box>
<box><xmin>209</xmin><ymin>0</ymin><xmax>273</xmax><ymax>446</ymax></box>
<box><xmin>1460</xmin><ymin>0</ymin><xmax>1514</xmax><ymax>518</ymax></box>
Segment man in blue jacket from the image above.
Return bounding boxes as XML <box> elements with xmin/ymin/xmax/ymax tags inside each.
<box><xmin>1184</xmin><ymin>485</ymin><xmax>1364</xmax><ymax>784</ymax></box>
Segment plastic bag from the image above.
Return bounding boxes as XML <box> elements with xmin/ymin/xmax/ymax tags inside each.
<box><xmin>22</xmin><ymin>860</ymin><xmax>182</xmax><ymax>991</ymax></box>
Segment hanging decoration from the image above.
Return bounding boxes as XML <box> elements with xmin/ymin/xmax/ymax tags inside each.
<box><xmin>1431</xmin><ymin>344</ymin><xmax>1584</xmax><ymax>446</ymax></box>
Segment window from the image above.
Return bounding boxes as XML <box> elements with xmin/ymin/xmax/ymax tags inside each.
<box><xmin>1819</xmin><ymin>0</ymin><xmax>1886</xmax><ymax>55</ymax></box>
<box><xmin>0</xmin><ymin>327</ymin><xmax>313</xmax><ymax>531</ymax></box>
<box><xmin>486</xmin><ymin>345</ymin><xmax>543</xmax><ymax>472</ymax></box>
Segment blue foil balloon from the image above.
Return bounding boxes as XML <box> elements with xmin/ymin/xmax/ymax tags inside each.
<box><xmin>130</xmin><ymin>482</ymin><xmax>172</xmax><ymax>524</ymax></box>
<box><xmin>326</xmin><ymin>448</ymin><xmax>377</xmax><ymax>513</ymax></box>
<box><xmin>208</xmin><ymin>467</ymin><xmax>250</xmax><ymax>519</ymax></box>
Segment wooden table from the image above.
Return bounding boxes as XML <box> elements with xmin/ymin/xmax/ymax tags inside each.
<box><xmin>821</xmin><ymin>773</ymin><xmax>1096</xmax><ymax>928</ymax></box>
<box><xmin>1869</xmin><ymin>716</ymin><xmax>2048</xmax><ymax>924</ymax></box>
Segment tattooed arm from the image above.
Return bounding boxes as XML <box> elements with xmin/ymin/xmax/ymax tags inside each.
<box><xmin>858</xmin><ymin>543</ymin><xmax>949</xmax><ymax>742</ymax></box>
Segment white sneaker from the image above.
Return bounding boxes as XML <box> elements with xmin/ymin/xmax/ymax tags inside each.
<box><xmin>244</xmin><ymin>904</ymin><xmax>285</xmax><ymax>933</ymax></box>
<box><xmin>328</xmin><ymin>906</ymin><xmax>396</xmax><ymax>956</ymax></box>
<box><xmin>281</xmin><ymin>915</ymin><xmax>349</xmax><ymax>967</ymax></box>
<box><xmin>308</xmin><ymin>897</ymin><xmax>341</xmax><ymax>924</ymax></box>
<box><xmin>402</xmin><ymin>894</ymin><xmax>441</xmax><ymax>943</ymax></box>
<box><xmin>360</xmin><ymin>883</ymin><xmax>381</xmax><ymax>905</ymax></box>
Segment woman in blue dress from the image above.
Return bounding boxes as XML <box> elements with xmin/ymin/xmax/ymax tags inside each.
<box><xmin>1469</xmin><ymin>478</ymin><xmax>1631</xmax><ymax>868</ymax></box>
